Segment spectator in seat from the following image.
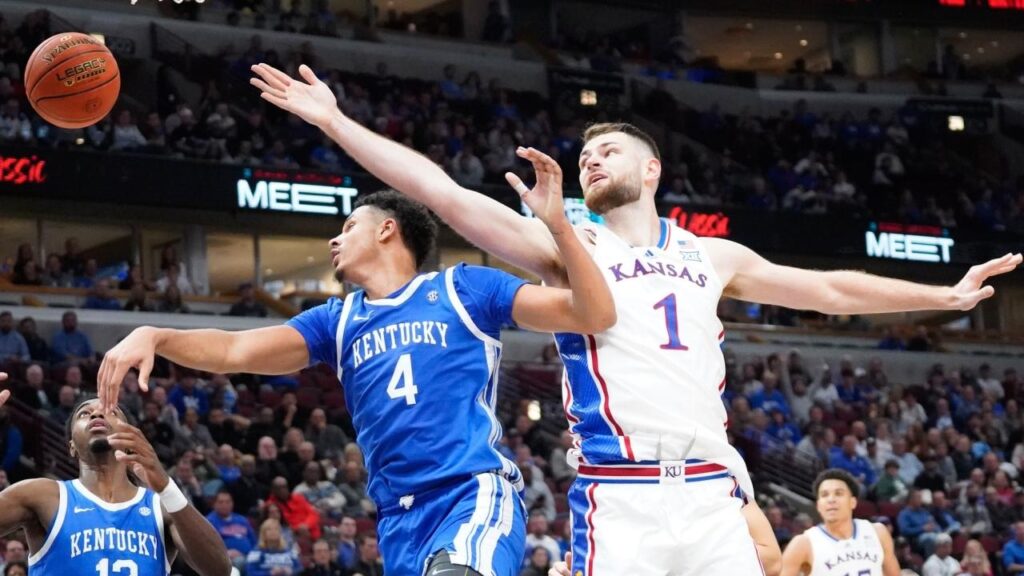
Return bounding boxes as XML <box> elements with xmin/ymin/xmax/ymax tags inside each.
<box><xmin>206</xmin><ymin>490</ymin><xmax>256</xmax><ymax>572</ymax></box>
<box><xmin>915</xmin><ymin>456</ymin><xmax>948</xmax><ymax>494</ymax></box>
<box><xmin>520</xmin><ymin>547</ymin><xmax>552</xmax><ymax>576</ymax></box>
<box><xmin>830</xmin><ymin>434</ymin><xmax>876</xmax><ymax>488</ymax></box>
<box><xmin>246</xmin><ymin>518</ymin><xmax>302</xmax><ymax>576</ymax></box>
<box><xmin>524</xmin><ymin>513</ymin><xmax>561</xmax><ymax>569</ymax></box>
<box><xmin>266</xmin><ymin>475</ymin><xmax>321</xmax><ymax>540</ymax></box>
<box><xmin>873</xmin><ymin>459</ymin><xmax>909</xmax><ymax>503</ymax></box>
<box><xmin>348</xmin><ymin>533</ymin><xmax>383</xmax><ymax>576</ymax></box>
<box><xmin>0</xmin><ymin>98</ymin><xmax>31</xmax><ymax>143</ymax></box>
<box><xmin>519</xmin><ymin>462</ymin><xmax>555</xmax><ymax>522</ymax></box>
<box><xmin>305</xmin><ymin>408</ymin><xmax>347</xmax><ymax>461</ymax></box>
<box><xmin>229</xmin><ymin>454</ymin><xmax>266</xmax><ymax>517</ymax></box>
<box><xmin>138</xmin><ymin>400</ymin><xmax>175</xmax><ymax>465</ymax></box>
<box><xmin>0</xmin><ymin>405</ymin><xmax>22</xmax><ymax>477</ymax></box>
<box><xmin>73</xmin><ymin>258</ymin><xmax>99</xmax><ymax>289</ymax></box>
<box><xmin>549</xmin><ymin>430</ymin><xmax>576</xmax><ymax>485</ymax></box>
<box><xmin>337</xmin><ymin>460</ymin><xmax>374</xmax><ymax>518</ymax></box>
<box><xmin>894</xmin><ymin>436</ymin><xmax>924</xmax><ymax>486</ymax></box>
<box><xmin>168</xmin><ymin>369</ymin><xmax>209</xmax><ymax>418</ymax></box>
<box><xmin>41</xmin><ymin>253</ymin><xmax>71</xmax><ymax>288</ymax></box>
<box><xmin>50</xmin><ymin>311</ymin><xmax>95</xmax><ymax>367</ymax></box>
<box><xmin>158</xmin><ymin>285</ymin><xmax>190</xmax><ymax>314</ymax></box>
<box><xmin>957</xmin><ymin>482</ymin><xmax>993</xmax><ymax>536</ymax></box>
<box><xmin>118</xmin><ymin>263</ymin><xmax>154</xmax><ymax>292</ymax></box>
<box><xmin>123</xmin><ymin>284</ymin><xmax>154</xmax><ymax>312</ymax></box>
<box><xmin>49</xmin><ymin>385</ymin><xmax>77</xmax><ymax>425</ymax></box>
<box><xmin>767</xmin><ymin>505</ymin><xmax>793</xmax><ymax>547</ymax></box>
<box><xmin>302</xmin><ymin>539</ymin><xmax>344</xmax><ymax>576</ymax></box>
<box><xmin>82</xmin><ymin>279</ymin><xmax>121</xmax><ymax>311</ymax></box>
<box><xmin>172</xmin><ymin>407</ymin><xmax>216</xmax><ymax>456</ymax></box>
<box><xmin>0</xmin><ymin>312</ymin><xmax>29</xmax><ymax>363</ymax></box>
<box><xmin>960</xmin><ymin>538</ymin><xmax>992</xmax><ymax>576</ymax></box>
<box><xmin>921</xmin><ymin>532</ymin><xmax>959</xmax><ymax>576</ymax></box>
<box><xmin>1</xmin><ymin>539</ymin><xmax>26</xmax><ymax>572</ymax></box>
<box><xmin>110</xmin><ymin>110</ymin><xmax>147</xmax><ymax>151</ymax></box>
<box><xmin>156</xmin><ymin>262</ymin><xmax>194</xmax><ymax>296</ymax></box>
<box><xmin>228</xmin><ymin>282</ymin><xmax>267</xmax><ymax>317</ymax></box>
<box><xmin>335</xmin><ymin>516</ymin><xmax>358</xmax><ymax>570</ymax></box>
<box><xmin>977</xmin><ymin>364</ymin><xmax>1004</xmax><ymax>401</ymax></box>
<box><xmin>1005</xmin><ymin>522</ymin><xmax>1024</xmax><ymax>575</ymax></box>
<box><xmin>61</xmin><ymin>238</ymin><xmax>85</xmax><ymax>277</ymax></box>
<box><xmin>929</xmin><ymin>491</ymin><xmax>961</xmax><ymax>536</ymax></box>
<box><xmin>898</xmin><ymin>489</ymin><xmax>940</xmax><ymax>557</ymax></box>
<box><xmin>16</xmin><ymin>318</ymin><xmax>47</xmax><ymax>364</ymax></box>
<box><xmin>14</xmin><ymin>363</ymin><xmax>52</xmax><ymax>412</ymax></box>
<box><xmin>293</xmin><ymin>461</ymin><xmax>345</xmax><ymax>519</ymax></box>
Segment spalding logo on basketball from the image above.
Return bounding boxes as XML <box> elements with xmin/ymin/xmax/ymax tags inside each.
<box><xmin>25</xmin><ymin>32</ymin><xmax>121</xmax><ymax>129</ymax></box>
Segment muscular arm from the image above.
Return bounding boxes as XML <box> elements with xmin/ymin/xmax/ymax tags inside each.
<box><xmin>98</xmin><ymin>325</ymin><xmax>309</xmax><ymax>407</ymax></box>
<box><xmin>706</xmin><ymin>239</ymin><xmax>1020</xmax><ymax>314</ymax></box>
<box><xmin>875</xmin><ymin>523</ymin><xmax>900</xmax><ymax>576</ymax></box>
<box><xmin>0</xmin><ymin>479</ymin><xmax>52</xmax><ymax>539</ymax></box>
<box><xmin>165</xmin><ymin>507</ymin><xmax>232</xmax><ymax>576</ymax></box>
<box><xmin>250</xmin><ymin>64</ymin><xmax>563</xmax><ymax>283</ymax></box>
<box><xmin>780</xmin><ymin>533</ymin><xmax>811</xmax><ymax>576</ymax></box>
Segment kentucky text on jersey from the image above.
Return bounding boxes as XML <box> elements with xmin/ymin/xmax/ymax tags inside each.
<box><xmin>70</xmin><ymin>528</ymin><xmax>160</xmax><ymax>560</ymax></box>
<box><xmin>824</xmin><ymin>550</ymin><xmax>880</xmax><ymax>571</ymax></box>
<box><xmin>351</xmin><ymin>321</ymin><xmax>450</xmax><ymax>368</ymax></box>
<box><xmin>607</xmin><ymin>258</ymin><xmax>708</xmax><ymax>287</ymax></box>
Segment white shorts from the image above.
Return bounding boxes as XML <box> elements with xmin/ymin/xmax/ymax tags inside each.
<box><xmin>567</xmin><ymin>459</ymin><xmax>765</xmax><ymax>576</ymax></box>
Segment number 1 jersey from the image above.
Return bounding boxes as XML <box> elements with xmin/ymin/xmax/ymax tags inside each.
<box><xmin>29</xmin><ymin>480</ymin><xmax>169</xmax><ymax>576</ymax></box>
<box><xmin>287</xmin><ymin>264</ymin><xmax>526</xmax><ymax>506</ymax></box>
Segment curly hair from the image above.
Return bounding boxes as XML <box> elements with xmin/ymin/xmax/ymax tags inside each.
<box><xmin>354</xmin><ymin>190</ymin><xmax>438</xmax><ymax>269</ymax></box>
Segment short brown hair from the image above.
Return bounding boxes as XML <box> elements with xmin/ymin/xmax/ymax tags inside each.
<box><xmin>582</xmin><ymin>122</ymin><xmax>661</xmax><ymax>162</ymax></box>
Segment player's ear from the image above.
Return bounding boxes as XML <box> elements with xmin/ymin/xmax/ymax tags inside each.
<box><xmin>68</xmin><ymin>439</ymin><xmax>76</xmax><ymax>458</ymax></box>
<box><xmin>643</xmin><ymin>157</ymin><xmax>661</xmax><ymax>187</ymax></box>
<box><xmin>378</xmin><ymin>217</ymin><xmax>398</xmax><ymax>243</ymax></box>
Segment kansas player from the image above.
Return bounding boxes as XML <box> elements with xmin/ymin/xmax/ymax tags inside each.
<box><xmin>96</xmin><ymin>160</ymin><xmax>616</xmax><ymax>575</ymax></box>
<box><xmin>781</xmin><ymin>469</ymin><xmax>899</xmax><ymax>576</ymax></box>
<box><xmin>0</xmin><ymin>389</ymin><xmax>230</xmax><ymax>576</ymax></box>
<box><xmin>247</xmin><ymin>62</ymin><xmax>1022</xmax><ymax>575</ymax></box>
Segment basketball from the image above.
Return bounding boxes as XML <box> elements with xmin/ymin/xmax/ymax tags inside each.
<box><xmin>24</xmin><ymin>32</ymin><xmax>120</xmax><ymax>129</ymax></box>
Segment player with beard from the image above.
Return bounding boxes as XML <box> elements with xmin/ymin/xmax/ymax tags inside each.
<box><xmin>0</xmin><ymin>381</ymin><xmax>230</xmax><ymax>576</ymax></box>
<box><xmin>247</xmin><ymin>63</ymin><xmax>1020</xmax><ymax>575</ymax></box>
<box><xmin>781</xmin><ymin>469</ymin><xmax>898</xmax><ymax>576</ymax></box>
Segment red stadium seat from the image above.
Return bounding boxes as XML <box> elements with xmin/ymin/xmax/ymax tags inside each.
<box><xmin>296</xmin><ymin>387</ymin><xmax>321</xmax><ymax>410</ymax></box>
<box><xmin>356</xmin><ymin>518</ymin><xmax>376</xmax><ymax>535</ymax></box>
<box><xmin>952</xmin><ymin>534</ymin><xmax>967</xmax><ymax>557</ymax></box>
<box><xmin>878</xmin><ymin>501</ymin><xmax>902</xmax><ymax>521</ymax></box>
<box><xmin>259</xmin><ymin>389</ymin><xmax>281</xmax><ymax>407</ymax></box>
<box><xmin>980</xmin><ymin>535</ymin><xmax>1000</xmax><ymax>554</ymax></box>
<box><xmin>854</xmin><ymin>500</ymin><xmax>877</xmax><ymax>519</ymax></box>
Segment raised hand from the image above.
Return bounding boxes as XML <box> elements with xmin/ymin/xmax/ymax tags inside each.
<box><xmin>0</xmin><ymin>372</ymin><xmax>8</xmax><ymax>408</ymax></box>
<box><xmin>505</xmin><ymin>147</ymin><xmax>566</xmax><ymax>230</ymax></box>
<box><xmin>950</xmin><ymin>253</ymin><xmax>1022</xmax><ymax>310</ymax></box>
<box><xmin>548</xmin><ymin>552</ymin><xmax>572</xmax><ymax>576</ymax></box>
<box><xmin>96</xmin><ymin>327</ymin><xmax>159</xmax><ymax>412</ymax></box>
<box><xmin>107</xmin><ymin>420</ymin><xmax>170</xmax><ymax>492</ymax></box>
<box><xmin>250</xmin><ymin>63</ymin><xmax>337</xmax><ymax>128</ymax></box>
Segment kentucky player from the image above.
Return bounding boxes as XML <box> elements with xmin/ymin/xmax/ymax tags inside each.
<box><xmin>781</xmin><ymin>469</ymin><xmax>899</xmax><ymax>576</ymax></box>
<box><xmin>96</xmin><ymin>153</ymin><xmax>615</xmax><ymax>576</ymax></box>
<box><xmin>0</xmin><ymin>390</ymin><xmax>229</xmax><ymax>576</ymax></box>
<box><xmin>246</xmin><ymin>61</ymin><xmax>1021</xmax><ymax>575</ymax></box>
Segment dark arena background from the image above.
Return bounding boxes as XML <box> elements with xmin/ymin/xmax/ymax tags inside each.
<box><xmin>1</xmin><ymin>0</ymin><xmax>1024</xmax><ymax>575</ymax></box>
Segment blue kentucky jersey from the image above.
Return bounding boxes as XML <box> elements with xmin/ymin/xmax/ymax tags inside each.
<box><xmin>287</xmin><ymin>263</ymin><xmax>526</xmax><ymax>505</ymax></box>
<box><xmin>29</xmin><ymin>480</ymin><xmax>169</xmax><ymax>576</ymax></box>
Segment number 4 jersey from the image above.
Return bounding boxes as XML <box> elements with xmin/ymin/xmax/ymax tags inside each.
<box><xmin>287</xmin><ymin>264</ymin><xmax>526</xmax><ymax>506</ymax></box>
<box><xmin>29</xmin><ymin>480</ymin><xmax>169</xmax><ymax>576</ymax></box>
<box><xmin>556</xmin><ymin>219</ymin><xmax>754</xmax><ymax>497</ymax></box>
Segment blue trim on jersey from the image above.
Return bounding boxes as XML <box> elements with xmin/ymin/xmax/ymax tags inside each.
<box><xmin>554</xmin><ymin>332</ymin><xmax>622</xmax><ymax>463</ymax></box>
<box><xmin>568</xmin><ymin>480</ymin><xmax>593</xmax><ymax>575</ymax></box>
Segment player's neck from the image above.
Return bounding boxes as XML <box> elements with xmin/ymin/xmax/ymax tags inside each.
<box><xmin>78</xmin><ymin>461</ymin><xmax>137</xmax><ymax>502</ymax></box>
<box><xmin>822</xmin><ymin>519</ymin><xmax>855</xmax><ymax>540</ymax></box>
<box><xmin>358</xmin><ymin>260</ymin><xmax>418</xmax><ymax>301</ymax></box>
<box><xmin>600</xmin><ymin>198</ymin><xmax>661</xmax><ymax>247</ymax></box>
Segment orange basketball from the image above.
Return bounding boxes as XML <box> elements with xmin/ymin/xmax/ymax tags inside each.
<box><xmin>24</xmin><ymin>32</ymin><xmax>120</xmax><ymax>129</ymax></box>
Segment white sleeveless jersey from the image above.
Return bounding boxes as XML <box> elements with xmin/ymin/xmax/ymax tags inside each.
<box><xmin>555</xmin><ymin>219</ymin><xmax>754</xmax><ymax>496</ymax></box>
<box><xmin>805</xmin><ymin>519</ymin><xmax>884</xmax><ymax>576</ymax></box>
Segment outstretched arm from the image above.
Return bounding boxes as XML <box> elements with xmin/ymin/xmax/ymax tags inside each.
<box><xmin>780</xmin><ymin>533</ymin><xmax>811</xmax><ymax>576</ymax></box>
<box><xmin>508</xmin><ymin>149</ymin><xmax>615</xmax><ymax>334</ymax></box>
<box><xmin>251</xmin><ymin>64</ymin><xmax>563</xmax><ymax>283</ymax></box>
<box><xmin>875</xmin><ymin>523</ymin><xmax>900</xmax><ymax>576</ymax></box>
<box><xmin>707</xmin><ymin>238</ymin><xmax>1021</xmax><ymax>314</ymax></box>
<box><xmin>97</xmin><ymin>325</ymin><xmax>309</xmax><ymax>410</ymax></box>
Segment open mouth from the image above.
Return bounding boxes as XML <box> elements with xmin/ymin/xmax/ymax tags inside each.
<box><xmin>89</xmin><ymin>420</ymin><xmax>109</xmax><ymax>432</ymax></box>
<box><xmin>588</xmin><ymin>174</ymin><xmax>608</xmax><ymax>187</ymax></box>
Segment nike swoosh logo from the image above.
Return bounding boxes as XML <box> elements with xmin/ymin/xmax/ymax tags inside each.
<box><xmin>74</xmin><ymin>506</ymin><xmax>94</xmax><ymax>513</ymax></box>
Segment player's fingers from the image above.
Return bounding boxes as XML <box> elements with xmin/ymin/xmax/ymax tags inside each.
<box><xmin>0</xmin><ymin>389</ymin><xmax>10</xmax><ymax>406</ymax></box>
<box><xmin>249</xmin><ymin>77</ymin><xmax>286</xmax><ymax>100</ymax></box>
<box><xmin>505</xmin><ymin>172</ymin><xmax>530</xmax><ymax>197</ymax></box>
<box><xmin>257</xmin><ymin>63</ymin><xmax>293</xmax><ymax>88</ymax></box>
<box><xmin>106</xmin><ymin>361</ymin><xmax>131</xmax><ymax>410</ymax></box>
<box><xmin>260</xmin><ymin>92</ymin><xmax>292</xmax><ymax>110</ymax></box>
<box><xmin>566</xmin><ymin>552</ymin><xmax>572</xmax><ymax>568</ymax></box>
<box><xmin>968</xmin><ymin>253</ymin><xmax>1017</xmax><ymax>282</ymax></box>
<box><xmin>962</xmin><ymin>286</ymin><xmax>996</xmax><ymax>309</ymax></box>
<box><xmin>250</xmin><ymin>64</ymin><xmax>288</xmax><ymax>91</ymax></box>
<box><xmin>0</xmin><ymin>372</ymin><xmax>6</xmax><ymax>381</ymax></box>
<box><xmin>137</xmin><ymin>355</ymin><xmax>154</xmax><ymax>393</ymax></box>
<box><xmin>114</xmin><ymin>450</ymin><xmax>143</xmax><ymax>464</ymax></box>
<box><xmin>298</xmin><ymin>64</ymin><xmax>320</xmax><ymax>86</ymax></box>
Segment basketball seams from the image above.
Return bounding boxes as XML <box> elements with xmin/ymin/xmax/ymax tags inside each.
<box><xmin>26</xmin><ymin>47</ymin><xmax>116</xmax><ymax>100</ymax></box>
<box><xmin>34</xmin><ymin>72</ymin><xmax>120</xmax><ymax>128</ymax></box>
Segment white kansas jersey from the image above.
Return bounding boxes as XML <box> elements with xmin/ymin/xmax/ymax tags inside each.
<box><xmin>555</xmin><ymin>218</ymin><xmax>753</xmax><ymax>496</ymax></box>
<box><xmin>805</xmin><ymin>519</ymin><xmax>884</xmax><ymax>575</ymax></box>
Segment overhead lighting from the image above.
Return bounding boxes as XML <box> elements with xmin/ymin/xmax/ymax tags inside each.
<box><xmin>962</xmin><ymin>53</ymin><xmax>971</xmax><ymax>60</ymax></box>
<box><xmin>991</xmin><ymin>40</ymin><xmax>999</xmax><ymax>47</ymax></box>
<box><xmin>977</xmin><ymin>47</ymin><xmax>985</xmax><ymax>54</ymax></box>
<box><xmin>774</xmin><ymin>52</ymin><xmax>784</xmax><ymax>60</ymax></box>
<box><xmin>745</xmin><ymin>22</ymin><xmax>754</xmax><ymax>30</ymax></box>
<box><xmin>265</xmin><ymin>268</ymin><xmax>274</xmax><ymax>275</ymax></box>
<box><xmin>799</xmin><ymin>39</ymin><xmax>808</xmax><ymax>47</ymax></box>
<box><xmin>959</xmin><ymin>31</ymin><xmax>967</xmax><ymax>39</ymax></box>
<box><xmin>795</xmin><ymin>24</ymin><xmax>803</xmax><ymax>32</ymax></box>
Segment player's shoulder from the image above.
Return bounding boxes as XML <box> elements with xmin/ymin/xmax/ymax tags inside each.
<box><xmin>2</xmin><ymin>477</ymin><xmax>61</xmax><ymax>508</ymax></box>
<box><xmin>785</xmin><ymin>532</ymin><xmax>813</xmax><ymax>557</ymax></box>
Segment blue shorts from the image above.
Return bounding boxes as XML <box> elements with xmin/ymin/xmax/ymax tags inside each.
<box><xmin>377</xmin><ymin>473</ymin><xmax>527</xmax><ymax>576</ymax></box>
